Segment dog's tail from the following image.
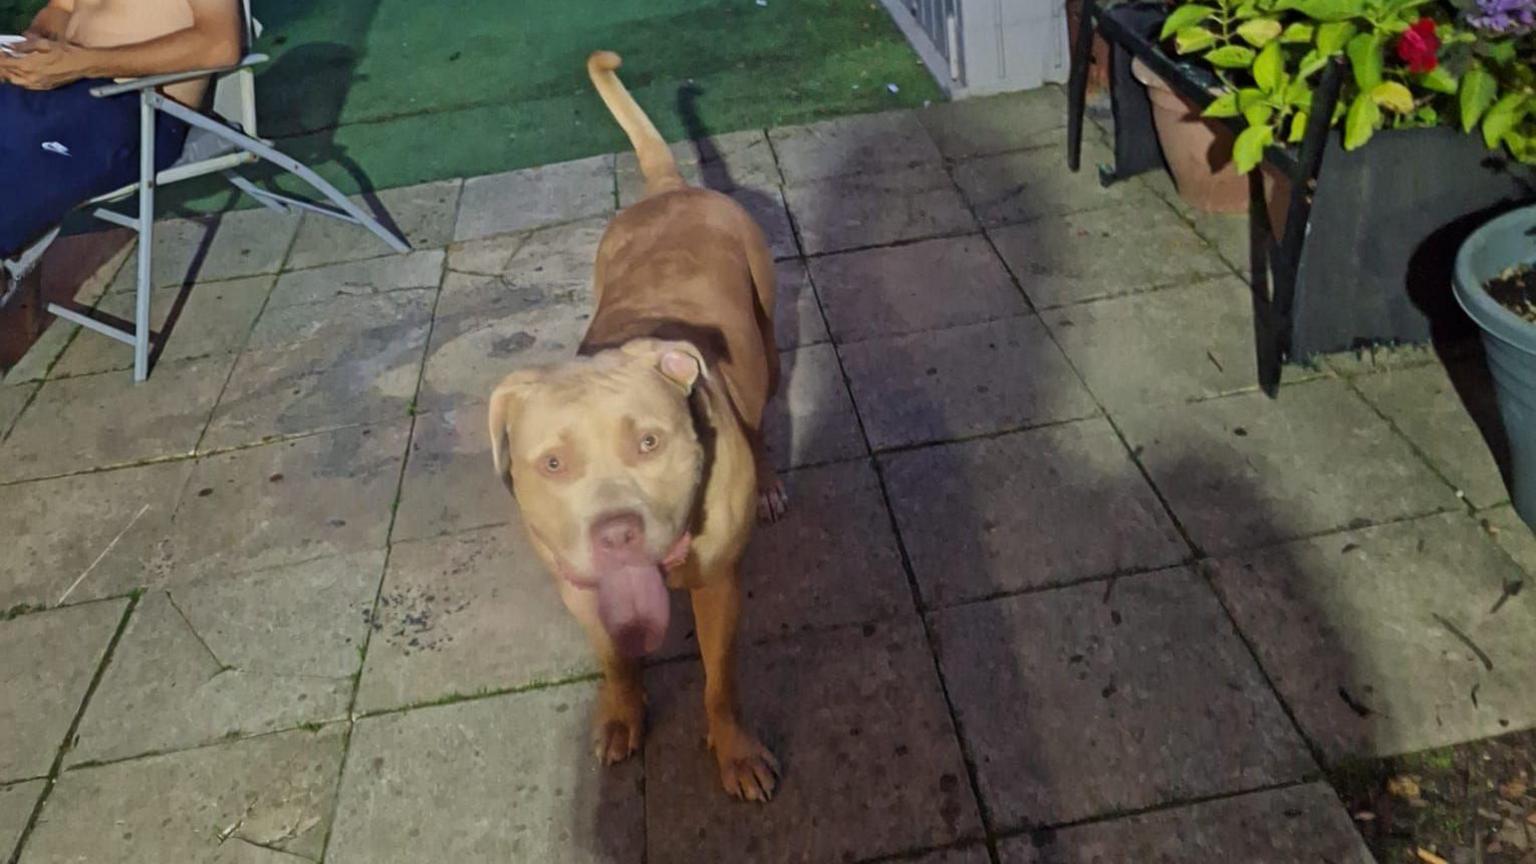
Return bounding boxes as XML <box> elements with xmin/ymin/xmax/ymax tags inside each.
<box><xmin>587</xmin><ymin>51</ymin><xmax>684</xmax><ymax>198</ymax></box>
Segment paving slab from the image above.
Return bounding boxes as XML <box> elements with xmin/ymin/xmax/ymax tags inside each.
<box><xmin>267</xmin><ymin>250</ymin><xmax>445</xmax><ymax>308</ymax></box>
<box><xmin>0</xmin><ymin>355</ymin><xmax>233</xmax><ymax>483</ymax></box>
<box><xmin>1</xmin><ymin>780</ymin><xmax>44</xmax><ymax>860</ymax></box>
<box><xmin>882</xmin><ymin>418</ymin><xmax>1188</xmax><ymax>607</ymax></box>
<box><xmin>773</xmin><ymin>258</ymin><xmax>827</xmax><ymax>350</ymax></box>
<box><xmin>0</xmin><ymin>384</ymin><xmax>35</xmax><ymax>437</ymax></box>
<box><xmin>660</xmin><ymin>459</ymin><xmax>915</xmax><ymax>658</ymax></box>
<box><xmin>446</xmin><ymin>214</ymin><xmax>605</xmax><ymax>285</ymax></box>
<box><xmin>731</xmin><ymin>185</ymin><xmax>800</xmax><ymax>260</ymax></box>
<box><xmin>454</xmin><ymin>155</ymin><xmax>615</xmax><ymax>242</ymax></box>
<box><xmin>763</xmin><ymin>343</ymin><xmax>866</xmax><ymax>471</ymax></box>
<box><xmin>784</xmin><ymin>164</ymin><xmax>976</xmax><ymax>255</ymax></box>
<box><xmin>200</xmin><ymin>291</ymin><xmax>433</xmax><ymax>450</ymax></box>
<box><xmin>901</xmin><ymin>846</ymin><xmax>992</xmax><ymax>864</ymax></box>
<box><xmin>327</xmin><ymin>685</ymin><xmax>644</xmax><ymax>864</ymax></box>
<box><xmin>22</xmin><ymin>726</ymin><xmax>345</xmax><ymax>863</ymax></box>
<box><xmin>69</xmin><ymin>551</ymin><xmax>382</xmax><ymax>766</ymax></box>
<box><xmin>0</xmin><ymin>460</ymin><xmax>192</xmax><ymax>610</ymax></box>
<box><xmin>770</xmin><ymin>110</ymin><xmax>943</xmax><ymax>184</ymax></box>
<box><xmin>0</xmin><ymin>600</ymin><xmax>126</xmax><ymax>783</ymax></box>
<box><xmin>952</xmin><ymin>140</ymin><xmax>1157</xmax><ymax>229</ymax></box>
<box><xmin>1041</xmin><ymin>277</ymin><xmax>1273</xmax><ymax>410</ymax></box>
<box><xmin>1117</xmin><ymin>379</ymin><xmax>1460</xmax><ymax>555</ymax></box>
<box><xmin>162</xmin><ymin>422</ymin><xmax>408</xmax><ymax>583</ymax></box>
<box><xmin>241</xmin><ymin>286</ymin><xmax>428</xmax><ymax>354</ymax></box>
<box><xmin>916</xmin><ymin>87</ymin><xmax>1068</xmax><ymax>160</ymax></box>
<box><xmin>646</xmin><ymin>618</ymin><xmax>981</xmax><ymax>864</ymax></box>
<box><xmin>285</xmin><ymin>179</ymin><xmax>462</xmax><ymax>269</ymax></box>
<box><xmin>616</xmin><ymin>129</ymin><xmax>782</xmax><ymax>206</ymax></box>
<box><xmin>840</xmin><ymin>315</ymin><xmax>1099</xmax><ymax>451</ymax></box>
<box><xmin>1189</xmin><ymin>209</ymin><xmax>1253</xmax><ymax>278</ymax></box>
<box><xmin>106</xmin><ymin>208</ymin><xmax>302</xmax><ymax>291</ymax></box>
<box><xmin>1</xmin><ymin>321</ymin><xmax>78</xmax><ymax>386</ymax></box>
<box><xmin>987</xmin><ymin>201</ymin><xmax>1231</xmax><ymax>310</ymax></box>
<box><xmin>1353</xmin><ymin>361</ymin><xmax>1512</xmax><ymax>508</ymax></box>
<box><xmin>809</xmin><ymin>234</ymin><xmax>1028</xmax><ymax>343</ymax></box>
<box><xmin>1208</xmin><ymin>511</ymin><xmax>1536</xmax><ymax>763</ymax></box>
<box><xmin>1486</xmin><ymin>505</ymin><xmax>1536</xmax><ymax>576</ymax></box>
<box><xmin>999</xmin><ymin>782</ymin><xmax>1373</xmax><ymax>862</ymax></box>
<box><xmin>391</xmin><ymin>405</ymin><xmax>507</xmax><ymax>543</ymax></box>
<box><xmin>932</xmin><ymin>569</ymin><xmax>1314</xmax><ymax>829</ymax></box>
<box><xmin>418</xmin><ymin>272</ymin><xmax>592</xmax><ymax>413</ymax></box>
<box><xmin>354</xmin><ymin>525</ymin><xmax>593</xmax><ymax>714</ymax></box>
<box><xmin>51</xmin><ymin>276</ymin><xmax>273</xmax><ymax>378</ymax></box>
<box><xmin>1323</xmin><ymin>340</ymin><xmax>1475</xmax><ymax>376</ymax></box>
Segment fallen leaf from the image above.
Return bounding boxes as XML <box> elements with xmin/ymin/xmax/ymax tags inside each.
<box><xmin>1416</xmin><ymin>848</ymin><xmax>1449</xmax><ymax>864</ymax></box>
<box><xmin>1526</xmin><ymin>810</ymin><xmax>1536</xmax><ymax>826</ymax></box>
<box><xmin>1499</xmin><ymin>780</ymin><xmax>1528</xmax><ymax>800</ymax></box>
<box><xmin>1389</xmin><ymin>775</ymin><xmax>1423</xmax><ymax>799</ymax></box>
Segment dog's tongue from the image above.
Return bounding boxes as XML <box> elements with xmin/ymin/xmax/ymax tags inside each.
<box><xmin>595</xmin><ymin>563</ymin><xmax>670</xmax><ymax>658</ymax></box>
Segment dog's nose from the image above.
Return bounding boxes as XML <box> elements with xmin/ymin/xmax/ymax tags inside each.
<box><xmin>592</xmin><ymin>512</ymin><xmax>645</xmax><ymax>552</ymax></box>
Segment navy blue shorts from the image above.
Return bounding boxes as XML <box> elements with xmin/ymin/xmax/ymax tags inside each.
<box><xmin>0</xmin><ymin>79</ymin><xmax>189</xmax><ymax>257</ymax></box>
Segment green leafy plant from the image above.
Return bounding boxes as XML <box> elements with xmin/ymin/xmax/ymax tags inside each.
<box><xmin>1159</xmin><ymin>0</ymin><xmax>1536</xmax><ymax>169</ymax></box>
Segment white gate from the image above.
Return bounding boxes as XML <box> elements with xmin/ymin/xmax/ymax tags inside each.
<box><xmin>880</xmin><ymin>0</ymin><xmax>1069</xmax><ymax>98</ymax></box>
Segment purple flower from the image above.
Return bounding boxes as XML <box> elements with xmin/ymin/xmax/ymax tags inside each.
<box><xmin>1467</xmin><ymin>0</ymin><xmax>1536</xmax><ymax>33</ymax></box>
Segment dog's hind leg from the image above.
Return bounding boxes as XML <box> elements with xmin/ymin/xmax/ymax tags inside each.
<box><xmin>741</xmin><ymin>211</ymin><xmax>789</xmax><ymax>524</ymax></box>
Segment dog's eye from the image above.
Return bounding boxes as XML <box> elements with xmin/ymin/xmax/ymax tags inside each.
<box><xmin>639</xmin><ymin>433</ymin><xmax>659</xmax><ymax>454</ymax></box>
<box><xmin>541</xmin><ymin>454</ymin><xmax>563</xmax><ymax>474</ymax></box>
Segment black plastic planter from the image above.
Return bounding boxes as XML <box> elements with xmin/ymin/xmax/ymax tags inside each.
<box><xmin>1454</xmin><ymin>206</ymin><xmax>1536</xmax><ymax>529</ymax></box>
<box><xmin>1295</xmin><ymin>128</ymin><xmax>1536</xmax><ymax>356</ymax></box>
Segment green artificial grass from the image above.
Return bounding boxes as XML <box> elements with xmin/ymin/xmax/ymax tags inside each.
<box><xmin>0</xmin><ymin>0</ymin><xmax>44</xmax><ymax>32</ymax></box>
<box><xmin>7</xmin><ymin>0</ymin><xmax>942</xmax><ymax>213</ymax></box>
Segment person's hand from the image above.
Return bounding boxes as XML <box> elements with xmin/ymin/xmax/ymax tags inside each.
<box><xmin>0</xmin><ymin>38</ymin><xmax>87</xmax><ymax>90</ymax></box>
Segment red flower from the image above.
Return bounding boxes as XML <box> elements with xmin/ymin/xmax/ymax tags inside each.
<box><xmin>1396</xmin><ymin>17</ymin><xmax>1441</xmax><ymax>73</ymax></box>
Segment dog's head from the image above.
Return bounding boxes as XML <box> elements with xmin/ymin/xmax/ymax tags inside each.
<box><xmin>488</xmin><ymin>339</ymin><xmax>709</xmax><ymax>657</ymax></box>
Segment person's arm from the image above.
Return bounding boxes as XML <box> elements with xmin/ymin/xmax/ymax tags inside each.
<box><xmin>0</xmin><ymin>0</ymin><xmax>241</xmax><ymax>90</ymax></box>
<box><xmin>24</xmin><ymin>0</ymin><xmax>73</xmax><ymax>41</ymax></box>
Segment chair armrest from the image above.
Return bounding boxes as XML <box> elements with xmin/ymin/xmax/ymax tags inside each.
<box><xmin>88</xmin><ymin>53</ymin><xmax>267</xmax><ymax>98</ymax></box>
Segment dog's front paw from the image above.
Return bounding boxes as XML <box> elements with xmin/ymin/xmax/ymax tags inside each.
<box><xmin>593</xmin><ymin>684</ymin><xmax>645</xmax><ymax>765</ymax></box>
<box><xmin>756</xmin><ymin>476</ymin><xmax>789</xmax><ymax>524</ymax></box>
<box><xmin>708</xmin><ymin>725</ymin><xmax>780</xmax><ymax>802</ymax></box>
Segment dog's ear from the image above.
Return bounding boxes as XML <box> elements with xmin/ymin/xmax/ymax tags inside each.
<box><xmin>487</xmin><ymin>370</ymin><xmax>541</xmax><ymax>496</ymax></box>
<box><xmin>622</xmin><ymin>339</ymin><xmax>707</xmax><ymax>393</ymax></box>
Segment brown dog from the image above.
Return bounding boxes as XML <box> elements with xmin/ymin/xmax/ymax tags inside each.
<box><xmin>487</xmin><ymin>50</ymin><xmax>784</xmax><ymax>801</ymax></box>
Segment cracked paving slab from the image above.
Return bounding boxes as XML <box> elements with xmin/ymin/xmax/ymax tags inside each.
<box><xmin>69</xmin><ymin>550</ymin><xmax>383</xmax><ymax>766</ymax></box>
<box><xmin>22</xmin><ymin>726</ymin><xmax>344</xmax><ymax>863</ymax></box>
<box><xmin>0</xmin><ymin>459</ymin><xmax>192</xmax><ymax>611</ymax></box>
<box><xmin>2</xmin><ymin>779</ymin><xmax>45</xmax><ymax>858</ymax></box>
<box><xmin>0</xmin><ymin>600</ymin><xmax>128</xmax><ymax>783</ymax></box>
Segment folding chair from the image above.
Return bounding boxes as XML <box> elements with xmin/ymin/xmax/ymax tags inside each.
<box><xmin>1</xmin><ymin>0</ymin><xmax>410</xmax><ymax>382</ymax></box>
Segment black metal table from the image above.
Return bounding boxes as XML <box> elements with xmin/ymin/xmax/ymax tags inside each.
<box><xmin>1065</xmin><ymin>0</ymin><xmax>1345</xmax><ymax>396</ymax></box>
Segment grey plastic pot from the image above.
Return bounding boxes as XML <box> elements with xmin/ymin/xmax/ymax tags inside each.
<box><xmin>1454</xmin><ymin>205</ymin><xmax>1536</xmax><ymax>529</ymax></box>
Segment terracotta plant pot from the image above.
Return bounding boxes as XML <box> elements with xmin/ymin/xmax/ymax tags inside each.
<box><xmin>1131</xmin><ymin>56</ymin><xmax>1252</xmax><ymax>212</ymax></box>
<box><xmin>1066</xmin><ymin>0</ymin><xmax>1112</xmax><ymax>95</ymax></box>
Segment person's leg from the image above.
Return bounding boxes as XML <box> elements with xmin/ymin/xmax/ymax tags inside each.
<box><xmin>0</xmin><ymin>80</ymin><xmax>188</xmax><ymax>259</ymax></box>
